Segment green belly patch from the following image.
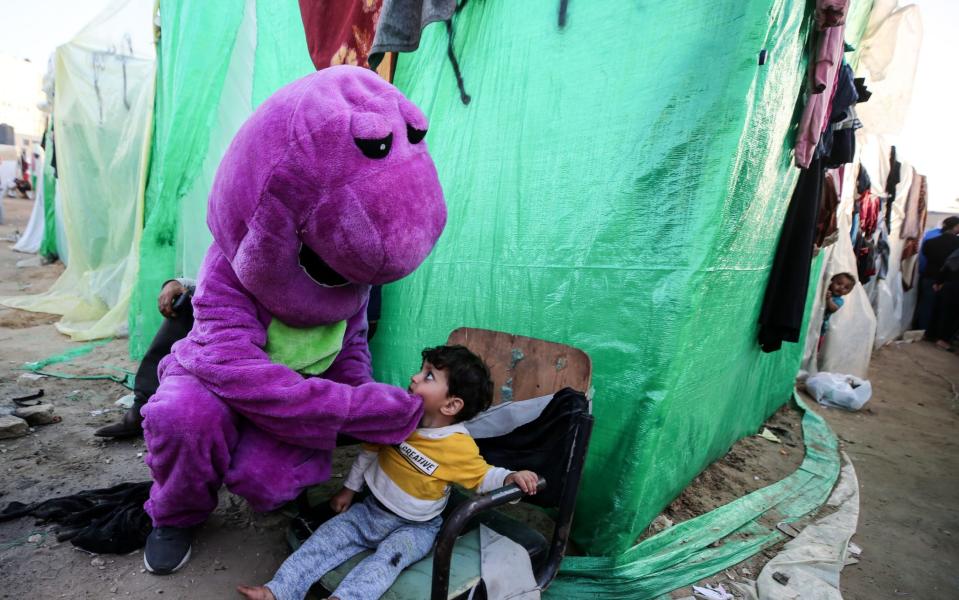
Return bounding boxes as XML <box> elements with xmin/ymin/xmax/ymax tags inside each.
<box><xmin>265</xmin><ymin>318</ymin><xmax>348</xmax><ymax>375</ymax></box>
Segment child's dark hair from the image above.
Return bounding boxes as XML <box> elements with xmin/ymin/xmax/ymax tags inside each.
<box><xmin>421</xmin><ymin>345</ymin><xmax>493</xmax><ymax>422</ymax></box>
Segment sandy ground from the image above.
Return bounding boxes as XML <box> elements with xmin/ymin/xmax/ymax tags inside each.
<box><xmin>0</xmin><ymin>195</ymin><xmax>957</xmax><ymax>599</ymax></box>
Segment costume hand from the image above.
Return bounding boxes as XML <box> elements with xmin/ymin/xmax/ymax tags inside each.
<box><xmin>505</xmin><ymin>470</ymin><xmax>540</xmax><ymax>495</ymax></box>
<box><xmin>329</xmin><ymin>487</ymin><xmax>356</xmax><ymax>513</ymax></box>
<box><xmin>158</xmin><ymin>280</ymin><xmax>187</xmax><ymax>318</ymax></box>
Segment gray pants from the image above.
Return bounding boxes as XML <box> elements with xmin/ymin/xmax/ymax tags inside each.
<box><xmin>267</xmin><ymin>496</ymin><xmax>442</xmax><ymax>600</ymax></box>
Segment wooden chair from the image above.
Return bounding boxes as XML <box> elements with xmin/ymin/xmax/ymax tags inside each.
<box><xmin>295</xmin><ymin>328</ymin><xmax>594</xmax><ymax>599</ymax></box>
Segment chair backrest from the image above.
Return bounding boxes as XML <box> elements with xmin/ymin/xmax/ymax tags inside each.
<box><xmin>446</xmin><ymin>328</ymin><xmax>594</xmax><ymax>590</ymax></box>
<box><xmin>446</xmin><ymin>328</ymin><xmax>592</xmax><ymax>404</ymax></box>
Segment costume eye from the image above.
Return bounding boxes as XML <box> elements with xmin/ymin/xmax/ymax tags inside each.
<box><xmin>407</xmin><ymin>124</ymin><xmax>427</xmax><ymax>144</ymax></box>
<box><xmin>354</xmin><ymin>133</ymin><xmax>393</xmax><ymax>159</ymax></box>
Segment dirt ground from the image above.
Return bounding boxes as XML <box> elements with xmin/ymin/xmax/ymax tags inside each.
<box><xmin>1</xmin><ymin>195</ymin><xmax>957</xmax><ymax>599</ymax></box>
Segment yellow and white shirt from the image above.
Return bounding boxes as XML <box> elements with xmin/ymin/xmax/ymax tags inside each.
<box><xmin>343</xmin><ymin>423</ymin><xmax>513</xmax><ymax>522</ymax></box>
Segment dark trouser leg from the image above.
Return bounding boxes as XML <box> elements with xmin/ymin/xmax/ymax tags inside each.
<box><xmin>929</xmin><ymin>282</ymin><xmax>959</xmax><ymax>344</ymax></box>
<box><xmin>134</xmin><ymin>298</ymin><xmax>196</xmax><ymax>407</ymax></box>
<box><xmin>95</xmin><ymin>296</ymin><xmax>195</xmax><ymax>438</ymax></box>
<box><xmin>915</xmin><ymin>276</ymin><xmax>937</xmax><ymax>331</ymax></box>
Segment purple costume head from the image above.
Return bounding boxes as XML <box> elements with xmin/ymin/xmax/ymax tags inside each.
<box><xmin>207</xmin><ymin>65</ymin><xmax>446</xmax><ymax>326</ymax></box>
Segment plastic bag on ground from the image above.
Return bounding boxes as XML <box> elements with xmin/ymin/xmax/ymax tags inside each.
<box><xmin>805</xmin><ymin>372</ymin><xmax>872</xmax><ymax>410</ymax></box>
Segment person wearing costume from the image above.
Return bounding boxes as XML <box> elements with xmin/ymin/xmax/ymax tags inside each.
<box><xmin>141</xmin><ymin>66</ymin><xmax>447</xmax><ymax>575</ymax></box>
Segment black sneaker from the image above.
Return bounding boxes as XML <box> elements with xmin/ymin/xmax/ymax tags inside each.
<box><xmin>144</xmin><ymin>526</ymin><xmax>193</xmax><ymax>575</ymax></box>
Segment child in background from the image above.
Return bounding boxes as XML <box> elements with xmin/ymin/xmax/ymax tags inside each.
<box><xmin>821</xmin><ymin>272</ymin><xmax>856</xmax><ymax>342</ymax></box>
<box><xmin>237</xmin><ymin>345</ymin><xmax>539</xmax><ymax>600</ymax></box>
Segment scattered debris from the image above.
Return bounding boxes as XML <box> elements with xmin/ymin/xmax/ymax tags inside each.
<box><xmin>0</xmin><ymin>415</ymin><xmax>29</xmax><ymax>439</ymax></box>
<box><xmin>759</xmin><ymin>427</ymin><xmax>781</xmax><ymax>443</ymax></box>
<box><xmin>17</xmin><ymin>372</ymin><xmax>46</xmax><ymax>388</ymax></box>
<box><xmin>776</xmin><ymin>522</ymin><xmax>801</xmax><ymax>538</ymax></box>
<box><xmin>91</xmin><ymin>557</ymin><xmax>106</xmax><ymax>569</ymax></box>
<box><xmin>900</xmin><ymin>330</ymin><xmax>924</xmax><ymax>343</ymax></box>
<box><xmin>11</xmin><ymin>389</ymin><xmax>44</xmax><ymax>406</ymax></box>
<box><xmin>772</xmin><ymin>571</ymin><xmax>790</xmax><ymax>585</ymax></box>
<box><xmin>847</xmin><ymin>541</ymin><xmax>862</xmax><ymax>557</ymax></box>
<box><xmin>692</xmin><ymin>583</ymin><xmax>733</xmax><ymax>600</ymax></box>
<box><xmin>647</xmin><ymin>514</ymin><xmax>674</xmax><ymax>535</ymax></box>
<box><xmin>13</xmin><ymin>403</ymin><xmax>57</xmax><ymax>426</ymax></box>
<box><xmin>114</xmin><ymin>393</ymin><xmax>135</xmax><ymax>409</ymax></box>
<box><xmin>27</xmin><ymin>534</ymin><xmax>42</xmax><ymax>544</ymax></box>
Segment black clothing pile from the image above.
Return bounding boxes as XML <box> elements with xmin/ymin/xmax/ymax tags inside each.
<box><xmin>0</xmin><ymin>481</ymin><xmax>152</xmax><ymax>554</ymax></box>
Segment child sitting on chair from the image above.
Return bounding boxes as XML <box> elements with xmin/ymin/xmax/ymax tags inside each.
<box><xmin>821</xmin><ymin>272</ymin><xmax>855</xmax><ymax>344</ymax></box>
<box><xmin>238</xmin><ymin>345</ymin><xmax>539</xmax><ymax>600</ymax></box>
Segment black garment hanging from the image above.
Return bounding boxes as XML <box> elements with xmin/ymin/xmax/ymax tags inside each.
<box><xmin>857</xmin><ymin>166</ymin><xmax>871</xmax><ymax>195</ymax></box>
<box><xmin>758</xmin><ymin>159</ymin><xmax>825</xmax><ymax>352</ymax></box>
<box><xmin>884</xmin><ymin>146</ymin><xmax>901</xmax><ymax>231</ymax></box>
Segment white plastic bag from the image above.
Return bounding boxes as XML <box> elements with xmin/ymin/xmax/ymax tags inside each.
<box><xmin>805</xmin><ymin>372</ymin><xmax>872</xmax><ymax>411</ymax></box>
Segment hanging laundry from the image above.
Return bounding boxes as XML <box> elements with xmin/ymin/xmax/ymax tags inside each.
<box><xmin>298</xmin><ymin>0</ymin><xmax>383</xmax><ymax>70</ymax></box>
<box><xmin>815</xmin><ymin>169</ymin><xmax>841</xmax><ymax>248</ymax></box>
<box><xmin>853</xmin><ymin>76</ymin><xmax>872</xmax><ymax>103</ymax></box>
<box><xmin>884</xmin><ymin>145</ymin><xmax>901</xmax><ymax>232</ymax></box>
<box><xmin>858</xmin><ymin>190</ymin><xmax>880</xmax><ymax>238</ymax></box>
<box><xmin>900</xmin><ymin>174</ymin><xmax>927</xmax><ymax>290</ymax></box>
<box><xmin>794</xmin><ymin>0</ymin><xmax>849</xmax><ymax>168</ymax></box>
<box><xmin>816</xmin><ymin>0</ymin><xmax>848</xmax><ymax>28</ymax></box>
<box><xmin>822</xmin><ymin>66</ymin><xmax>862</xmax><ymax>167</ymax></box>
<box><xmin>368</xmin><ymin>0</ymin><xmax>471</xmax><ymax>104</ymax></box>
<box><xmin>855</xmin><ymin>232</ymin><xmax>877</xmax><ymax>284</ymax></box>
<box><xmin>900</xmin><ymin>173</ymin><xmax>927</xmax><ymax>244</ymax></box>
<box><xmin>857</xmin><ymin>165</ymin><xmax>871</xmax><ymax>194</ymax></box>
<box><xmin>876</xmin><ymin>224</ymin><xmax>891</xmax><ymax>280</ymax></box>
<box><xmin>367</xmin><ymin>0</ymin><xmax>458</xmax><ymax>69</ymax></box>
<box><xmin>759</xmin><ymin>160</ymin><xmax>825</xmax><ymax>352</ymax></box>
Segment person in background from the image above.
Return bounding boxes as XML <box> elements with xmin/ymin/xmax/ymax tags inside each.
<box><xmin>927</xmin><ymin>247</ymin><xmax>959</xmax><ymax>351</ymax></box>
<box><xmin>95</xmin><ymin>279</ymin><xmax>195</xmax><ymax>438</ymax></box>
<box><xmin>915</xmin><ymin>216</ymin><xmax>959</xmax><ymax>330</ymax></box>
<box><xmin>921</xmin><ymin>217</ymin><xmax>959</xmax><ymax>340</ymax></box>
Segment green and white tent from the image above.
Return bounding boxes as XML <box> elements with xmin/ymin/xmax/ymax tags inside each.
<box><xmin>3</xmin><ymin>0</ymin><xmax>898</xmax><ymax>594</ymax></box>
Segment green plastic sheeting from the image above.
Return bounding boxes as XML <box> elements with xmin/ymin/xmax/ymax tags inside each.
<box><xmin>39</xmin><ymin>122</ymin><xmax>58</xmax><ymax>260</ymax></box>
<box><xmin>130</xmin><ymin>0</ymin><xmax>314</xmax><ymax>357</ymax></box>
<box><xmin>22</xmin><ymin>339</ymin><xmax>136</xmax><ymax>389</ymax></box>
<box><xmin>376</xmin><ymin>0</ymin><xmax>872</xmax><ymax>557</ymax></box>
<box><xmin>548</xmin><ymin>394</ymin><xmax>837</xmax><ymax>598</ymax></box>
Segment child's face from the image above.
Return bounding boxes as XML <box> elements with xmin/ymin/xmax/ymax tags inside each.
<box><xmin>829</xmin><ymin>276</ymin><xmax>854</xmax><ymax>297</ymax></box>
<box><xmin>409</xmin><ymin>361</ymin><xmax>460</xmax><ymax>421</ymax></box>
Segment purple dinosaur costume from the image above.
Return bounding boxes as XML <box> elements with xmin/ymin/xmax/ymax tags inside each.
<box><xmin>141</xmin><ymin>66</ymin><xmax>446</xmax><ymax>528</ymax></box>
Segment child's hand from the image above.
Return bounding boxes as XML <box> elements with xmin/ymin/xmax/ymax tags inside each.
<box><xmin>329</xmin><ymin>487</ymin><xmax>356</xmax><ymax>513</ymax></box>
<box><xmin>505</xmin><ymin>471</ymin><xmax>540</xmax><ymax>495</ymax></box>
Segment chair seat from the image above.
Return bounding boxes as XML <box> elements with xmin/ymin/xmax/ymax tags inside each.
<box><xmin>289</xmin><ymin>510</ymin><xmax>549</xmax><ymax>600</ymax></box>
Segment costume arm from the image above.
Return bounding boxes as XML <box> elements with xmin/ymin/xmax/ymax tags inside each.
<box><xmin>173</xmin><ymin>248</ymin><xmax>423</xmax><ymax>449</ymax></box>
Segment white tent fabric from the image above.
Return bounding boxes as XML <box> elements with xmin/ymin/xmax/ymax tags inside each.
<box><xmin>801</xmin><ymin>166</ymin><xmax>877</xmax><ymax>379</ymax></box>
<box><xmin>857</xmin><ymin>2</ymin><xmax>923</xmax><ymax>137</ymax></box>
<box><xmin>1</xmin><ymin>0</ymin><xmax>155</xmax><ymax>339</ymax></box>
<box><xmin>801</xmin><ymin>1</ymin><xmax>923</xmax><ymax>376</ymax></box>
<box><xmin>12</xmin><ymin>167</ymin><xmax>45</xmax><ymax>254</ymax></box>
